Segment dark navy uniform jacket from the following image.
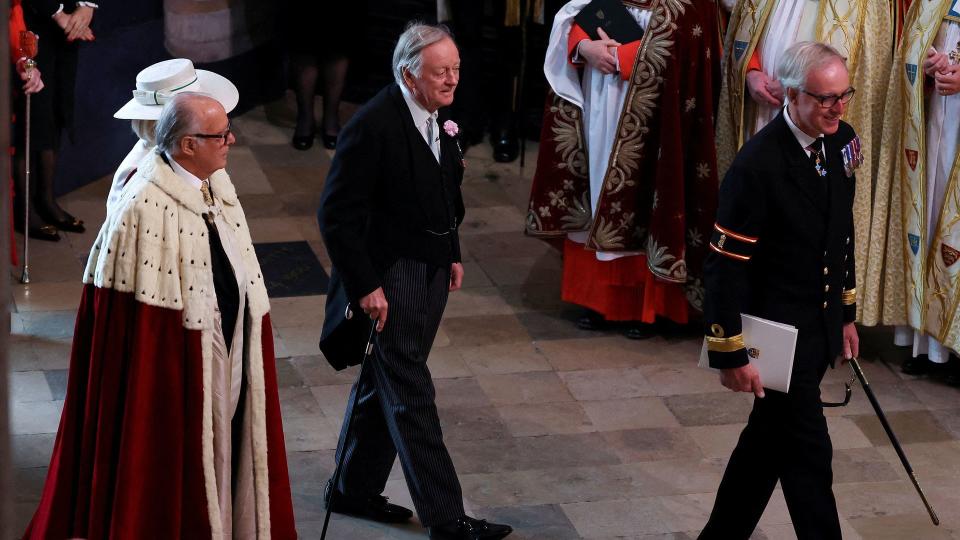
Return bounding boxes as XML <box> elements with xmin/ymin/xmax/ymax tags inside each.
<box><xmin>704</xmin><ymin>111</ymin><xmax>859</xmax><ymax>369</ymax></box>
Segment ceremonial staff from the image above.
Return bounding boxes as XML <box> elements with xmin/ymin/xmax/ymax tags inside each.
<box><xmin>320</xmin><ymin>316</ymin><xmax>378</xmax><ymax>540</ymax></box>
<box><xmin>849</xmin><ymin>358</ymin><xmax>940</xmax><ymax>526</ymax></box>
<box><xmin>18</xmin><ymin>30</ymin><xmax>38</xmax><ymax>284</ymax></box>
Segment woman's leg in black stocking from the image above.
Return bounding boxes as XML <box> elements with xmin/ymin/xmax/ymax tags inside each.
<box><xmin>292</xmin><ymin>52</ymin><xmax>319</xmax><ymax>139</ymax></box>
<box><xmin>320</xmin><ymin>55</ymin><xmax>348</xmax><ymax>138</ymax></box>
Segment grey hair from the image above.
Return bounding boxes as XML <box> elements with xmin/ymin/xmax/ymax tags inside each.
<box><xmin>132</xmin><ymin>119</ymin><xmax>157</xmax><ymax>145</ymax></box>
<box><xmin>392</xmin><ymin>22</ymin><xmax>454</xmax><ymax>88</ymax></box>
<box><xmin>154</xmin><ymin>92</ymin><xmax>208</xmax><ymax>156</ymax></box>
<box><xmin>776</xmin><ymin>41</ymin><xmax>847</xmax><ymax>91</ymax></box>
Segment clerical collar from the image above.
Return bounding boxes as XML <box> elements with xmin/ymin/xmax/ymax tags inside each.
<box><xmin>400</xmin><ymin>84</ymin><xmax>439</xmax><ymax>135</ymax></box>
<box><xmin>165</xmin><ymin>152</ymin><xmax>204</xmax><ymax>191</ymax></box>
<box><xmin>783</xmin><ymin>104</ymin><xmax>823</xmax><ymax>153</ymax></box>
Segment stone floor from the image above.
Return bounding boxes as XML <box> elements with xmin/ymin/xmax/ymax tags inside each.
<box><xmin>8</xmin><ymin>95</ymin><xmax>960</xmax><ymax>539</ymax></box>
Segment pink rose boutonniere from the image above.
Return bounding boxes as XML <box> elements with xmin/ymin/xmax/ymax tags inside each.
<box><xmin>443</xmin><ymin>119</ymin><xmax>466</xmax><ymax>167</ymax></box>
<box><xmin>443</xmin><ymin>119</ymin><xmax>459</xmax><ymax>137</ymax></box>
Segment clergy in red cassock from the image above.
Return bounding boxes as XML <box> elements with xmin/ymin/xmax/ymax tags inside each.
<box><xmin>526</xmin><ymin>0</ymin><xmax>721</xmax><ymax>337</ymax></box>
<box><xmin>23</xmin><ymin>93</ymin><xmax>297</xmax><ymax>539</ymax></box>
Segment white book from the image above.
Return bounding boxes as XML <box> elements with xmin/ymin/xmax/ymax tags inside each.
<box><xmin>699</xmin><ymin>314</ymin><xmax>798</xmax><ymax>393</ymax></box>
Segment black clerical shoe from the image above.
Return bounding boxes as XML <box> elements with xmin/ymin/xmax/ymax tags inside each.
<box><xmin>323</xmin><ymin>479</ymin><xmax>413</xmax><ymax>523</ymax></box>
<box><xmin>623</xmin><ymin>322</ymin><xmax>657</xmax><ymax>340</ymax></box>
<box><xmin>428</xmin><ymin>515</ymin><xmax>513</xmax><ymax>540</ymax></box>
<box><xmin>576</xmin><ymin>309</ymin><xmax>606</xmax><ymax>331</ymax></box>
<box><xmin>902</xmin><ymin>354</ymin><xmax>934</xmax><ymax>375</ymax></box>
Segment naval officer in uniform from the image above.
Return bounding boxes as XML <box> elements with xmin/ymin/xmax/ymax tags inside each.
<box><xmin>699</xmin><ymin>41</ymin><xmax>861</xmax><ymax>540</ymax></box>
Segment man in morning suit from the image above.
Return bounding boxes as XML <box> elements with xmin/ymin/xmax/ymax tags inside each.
<box><xmin>699</xmin><ymin>41</ymin><xmax>861</xmax><ymax>540</ymax></box>
<box><xmin>318</xmin><ymin>22</ymin><xmax>513</xmax><ymax>540</ymax></box>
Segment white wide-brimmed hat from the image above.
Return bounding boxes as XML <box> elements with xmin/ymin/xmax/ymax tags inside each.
<box><xmin>113</xmin><ymin>58</ymin><xmax>239</xmax><ymax>120</ymax></box>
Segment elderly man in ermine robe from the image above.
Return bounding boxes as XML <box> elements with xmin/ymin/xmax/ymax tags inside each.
<box><xmin>23</xmin><ymin>93</ymin><xmax>297</xmax><ymax>538</ymax></box>
<box><xmin>716</xmin><ymin>0</ymin><xmax>892</xmax><ymax>319</ymax></box>
<box><xmin>862</xmin><ymin>0</ymin><xmax>960</xmax><ymax>384</ymax></box>
<box><xmin>526</xmin><ymin>0</ymin><xmax>721</xmax><ymax>338</ymax></box>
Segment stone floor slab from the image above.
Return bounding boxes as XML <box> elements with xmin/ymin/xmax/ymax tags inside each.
<box><xmin>559</xmin><ymin>368</ymin><xmax>657</xmax><ymax>401</ymax></box>
<box><xmin>476</xmin><ymin>371</ymin><xmax>575</xmax><ymax>405</ymax></box>
<box><xmin>852</xmin><ymin>410</ymin><xmax>954</xmax><ymax>446</ymax></box>
<box><xmin>497</xmin><ymin>402</ymin><xmax>595</xmax><ymax>437</ymax></box>
<box><xmin>581</xmin><ymin>397</ymin><xmax>681</xmax><ymax>431</ymax></box>
<box><xmin>663</xmin><ymin>392</ymin><xmax>754</xmax><ymax>427</ymax></box>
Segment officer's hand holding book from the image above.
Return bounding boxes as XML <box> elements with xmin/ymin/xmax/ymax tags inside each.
<box><xmin>720</xmin><ymin>364</ymin><xmax>765</xmax><ymax>399</ymax></box>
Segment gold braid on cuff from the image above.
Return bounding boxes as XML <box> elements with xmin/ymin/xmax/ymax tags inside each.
<box><xmin>842</xmin><ymin>288</ymin><xmax>857</xmax><ymax>306</ymax></box>
<box><xmin>706</xmin><ymin>333</ymin><xmax>746</xmax><ymax>353</ymax></box>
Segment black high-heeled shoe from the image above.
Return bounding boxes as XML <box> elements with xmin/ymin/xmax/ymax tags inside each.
<box><xmin>50</xmin><ymin>214</ymin><xmax>85</xmax><ymax>233</ymax></box>
<box><xmin>37</xmin><ymin>205</ymin><xmax>85</xmax><ymax>233</ymax></box>
<box><xmin>292</xmin><ymin>131</ymin><xmax>315</xmax><ymax>151</ymax></box>
<box><xmin>321</xmin><ymin>133</ymin><xmax>338</xmax><ymax>150</ymax></box>
<box><xmin>13</xmin><ymin>217</ymin><xmax>60</xmax><ymax>242</ymax></box>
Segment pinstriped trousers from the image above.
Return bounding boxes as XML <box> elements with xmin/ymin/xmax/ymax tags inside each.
<box><xmin>333</xmin><ymin>258</ymin><xmax>465</xmax><ymax>526</ymax></box>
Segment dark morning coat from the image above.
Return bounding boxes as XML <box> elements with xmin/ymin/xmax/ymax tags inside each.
<box><xmin>318</xmin><ymin>83</ymin><xmax>466</xmax><ymax>367</ymax></box>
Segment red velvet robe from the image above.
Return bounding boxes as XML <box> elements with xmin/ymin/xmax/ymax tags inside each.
<box><xmin>23</xmin><ymin>154</ymin><xmax>297</xmax><ymax>539</ymax></box>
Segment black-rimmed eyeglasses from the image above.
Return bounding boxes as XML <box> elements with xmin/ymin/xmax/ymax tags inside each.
<box><xmin>191</xmin><ymin>123</ymin><xmax>232</xmax><ymax>145</ymax></box>
<box><xmin>802</xmin><ymin>87</ymin><xmax>856</xmax><ymax>108</ymax></box>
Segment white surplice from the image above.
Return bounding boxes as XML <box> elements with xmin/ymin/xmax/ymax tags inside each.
<box><xmin>545</xmin><ymin>0</ymin><xmax>652</xmax><ymax>260</ymax></box>
<box><xmin>750</xmin><ymin>0</ymin><xmax>820</xmax><ymax>135</ymax></box>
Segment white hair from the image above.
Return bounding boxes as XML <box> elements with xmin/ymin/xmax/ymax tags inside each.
<box><xmin>392</xmin><ymin>22</ymin><xmax>454</xmax><ymax>87</ymax></box>
<box><xmin>154</xmin><ymin>92</ymin><xmax>214</xmax><ymax>155</ymax></box>
<box><xmin>131</xmin><ymin>119</ymin><xmax>157</xmax><ymax>145</ymax></box>
<box><xmin>776</xmin><ymin>41</ymin><xmax>847</xmax><ymax>91</ymax></box>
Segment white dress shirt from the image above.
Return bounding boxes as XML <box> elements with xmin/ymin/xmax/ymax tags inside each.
<box><xmin>783</xmin><ymin>104</ymin><xmax>824</xmax><ymax>160</ymax></box>
<box><xmin>400</xmin><ymin>85</ymin><xmax>441</xmax><ymax>162</ymax></box>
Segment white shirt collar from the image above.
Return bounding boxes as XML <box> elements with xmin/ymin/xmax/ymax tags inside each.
<box><xmin>165</xmin><ymin>152</ymin><xmax>205</xmax><ymax>190</ymax></box>
<box><xmin>400</xmin><ymin>84</ymin><xmax>439</xmax><ymax>140</ymax></box>
<box><xmin>783</xmin><ymin>104</ymin><xmax>823</xmax><ymax>153</ymax></box>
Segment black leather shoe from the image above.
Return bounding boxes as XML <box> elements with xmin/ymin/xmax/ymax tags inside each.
<box><xmin>576</xmin><ymin>309</ymin><xmax>606</xmax><ymax>331</ymax></box>
<box><xmin>323</xmin><ymin>479</ymin><xmax>413</xmax><ymax>523</ymax></box>
<box><xmin>429</xmin><ymin>515</ymin><xmax>513</xmax><ymax>539</ymax></box>
<box><xmin>624</xmin><ymin>322</ymin><xmax>656</xmax><ymax>340</ymax></box>
<box><xmin>902</xmin><ymin>354</ymin><xmax>933</xmax><ymax>375</ymax></box>
<box><xmin>292</xmin><ymin>132</ymin><xmax>314</xmax><ymax>151</ymax></box>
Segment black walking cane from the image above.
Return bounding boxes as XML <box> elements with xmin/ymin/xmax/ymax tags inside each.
<box><xmin>320</xmin><ymin>317</ymin><xmax>378</xmax><ymax>540</ymax></box>
<box><xmin>831</xmin><ymin>358</ymin><xmax>940</xmax><ymax>526</ymax></box>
